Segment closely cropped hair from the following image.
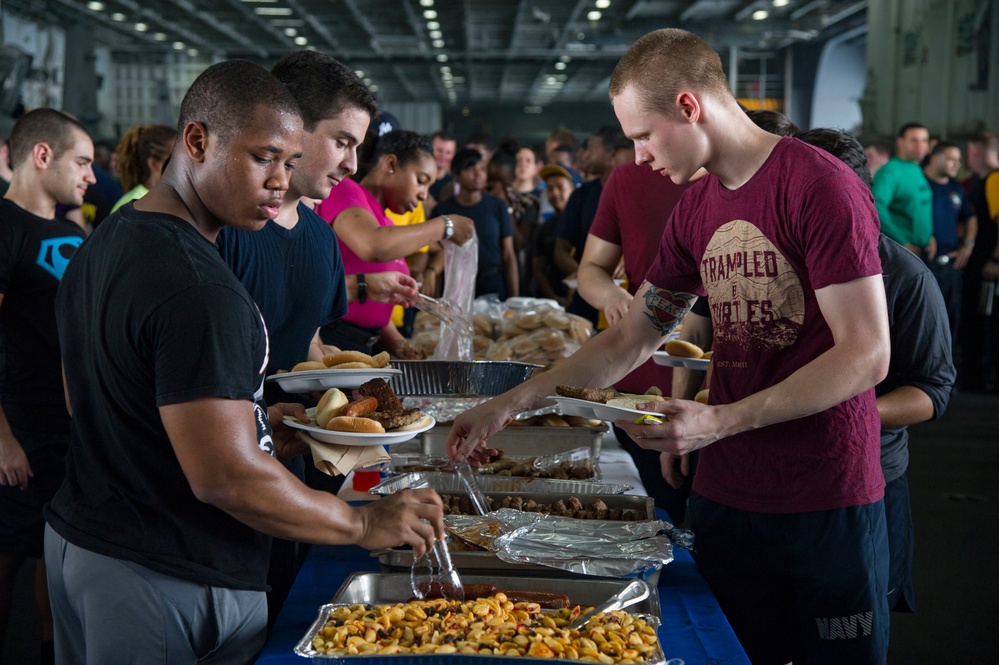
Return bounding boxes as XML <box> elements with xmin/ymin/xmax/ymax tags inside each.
<box><xmin>796</xmin><ymin>128</ymin><xmax>872</xmax><ymax>189</ymax></box>
<box><xmin>745</xmin><ymin>109</ymin><xmax>798</xmax><ymax>137</ymax></box>
<box><xmin>431</xmin><ymin>130</ymin><xmax>455</xmax><ymax>143</ymax></box>
<box><xmin>371</xmin><ymin>130</ymin><xmax>432</xmax><ymax>167</ymax></box>
<box><xmin>592</xmin><ymin>125</ymin><xmax>626</xmax><ymax>152</ymax></box>
<box><xmin>178</xmin><ymin>60</ymin><xmax>300</xmax><ymax>143</ymax></box>
<box><xmin>115</xmin><ymin>124</ymin><xmax>176</xmax><ymax>192</ymax></box>
<box><xmin>897</xmin><ymin>122</ymin><xmax>927</xmax><ymax>138</ymax></box>
<box><xmin>968</xmin><ymin>129</ymin><xmax>999</xmax><ymax>153</ymax></box>
<box><xmin>609</xmin><ymin>29</ymin><xmax>732</xmax><ymax>112</ymax></box>
<box><xmin>8</xmin><ymin>108</ymin><xmax>90</xmax><ymax>170</ymax></box>
<box><xmin>271</xmin><ymin>51</ymin><xmax>377</xmax><ymax>132</ymax></box>
<box><xmin>930</xmin><ymin>141</ymin><xmax>960</xmax><ymax>157</ymax></box>
<box><xmin>548</xmin><ymin>127</ymin><xmax>576</xmax><ymax>150</ymax></box>
<box><xmin>451</xmin><ymin>147</ymin><xmax>483</xmax><ymax>173</ymax></box>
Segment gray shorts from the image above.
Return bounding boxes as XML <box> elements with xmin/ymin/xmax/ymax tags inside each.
<box><xmin>44</xmin><ymin>525</ymin><xmax>267</xmax><ymax>664</ymax></box>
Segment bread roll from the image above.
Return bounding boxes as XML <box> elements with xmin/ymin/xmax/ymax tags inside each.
<box><xmin>330</xmin><ymin>361</ymin><xmax>372</xmax><ymax>369</ymax></box>
<box><xmin>392</xmin><ymin>414</ymin><xmax>433</xmax><ymax>431</ymax></box>
<box><xmin>316</xmin><ymin>388</ymin><xmax>349</xmax><ymax>428</ymax></box>
<box><xmin>694</xmin><ymin>389</ymin><xmax>710</xmax><ymax>404</ymax></box>
<box><xmin>701</xmin><ymin>350</ymin><xmax>714</xmax><ymax>359</ymax></box>
<box><xmin>291</xmin><ymin>360</ymin><xmax>327</xmax><ymax>372</ymax></box>
<box><xmin>563</xmin><ymin>415</ymin><xmax>604</xmax><ymax>428</ymax></box>
<box><xmin>322</xmin><ymin>350</ymin><xmax>376</xmax><ymax>368</ymax></box>
<box><xmin>370</xmin><ymin>351</ymin><xmax>391</xmax><ymax>368</ymax></box>
<box><xmin>665</xmin><ymin>339</ymin><xmax>705</xmax><ymax>359</ymax></box>
<box><xmin>325</xmin><ymin>416</ymin><xmax>385</xmax><ymax>434</ymax></box>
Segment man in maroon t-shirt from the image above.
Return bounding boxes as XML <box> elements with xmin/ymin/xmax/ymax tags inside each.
<box><xmin>448</xmin><ymin>28</ymin><xmax>891</xmax><ymax>665</ymax></box>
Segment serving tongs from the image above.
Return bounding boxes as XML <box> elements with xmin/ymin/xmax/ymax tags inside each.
<box><xmin>454</xmin><ymin>460</ymin><xmax>491</xmax><ymax>516</ymax></box>
<box><xmin>413</xmin><ymin>294</ymin><xmax>461</xmax><ymax>326</ymax></box>
<box><xmin>567</xmin><ymin>579</ymin><xmax>650</xmax><ymax>631</ymax></box>
<box><xmin>512</xmin><ymin>403</ymin><xmax>561</xmax><ymax>421</ymax></box>
<box><xmin>408</xmin><ymin>478</ymin><xmax>465</xmax><ymax>602</ymax></box>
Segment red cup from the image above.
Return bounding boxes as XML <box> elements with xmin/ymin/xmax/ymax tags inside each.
<box><xmin>352</xmin><ymin>468</ymin><xmax>382</xmax><ymax>492</ymax></box>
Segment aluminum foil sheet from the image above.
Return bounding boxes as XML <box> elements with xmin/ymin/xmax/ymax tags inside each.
<box><xmin>387</xmin><ymin>447</ymin><xmax>601</xmax><ymax>481</ymax></box>
<box><xmin>369</xmin><ymin>471</ymin><xmax>632</xmax><ymax>496</ymax></box>
<box><xmin>400</xmin><ymin>396</ymin><xmax>490</xmax><ymax>423</ymax></box>
<box><xmin>441</xmin><ymin>511</ymin><xmax>693</xmax><ymax>578</ymax></box>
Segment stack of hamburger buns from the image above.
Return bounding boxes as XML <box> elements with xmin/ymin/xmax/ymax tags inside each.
<box><xmin>312</xmin><ymin>379</ymin><xmax>430</xmax><ymax>434</ymax></box>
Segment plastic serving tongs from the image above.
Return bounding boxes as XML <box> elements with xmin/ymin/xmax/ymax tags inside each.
<box><xmin>567</xmin><ymin>579</ymin><xmax>651</xmax><ymax>631</ymax></box>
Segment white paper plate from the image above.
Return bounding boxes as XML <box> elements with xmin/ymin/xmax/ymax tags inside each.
<box><xmin>561</xmin><ymin>278</ymin><xmax>624</xmax><ymax>290</ymax></box>
<box><xmin>283</xmin><ymin>408</ymin><xmax>436</xmax><ymax>446</ymax></box>
<box><xmin>651</xmin><ymin>351</ymin><xmax>711</xmax><ymax>370</ymax></box>
<box><xmin>266</xmin><ymin>368</ymin><xmax>402</xmax><ymax>393</ymax></box>
<box><xmin>549</xmin><ymin>396</ymin><xmax>660</xmax><ymax>423</ymax></box>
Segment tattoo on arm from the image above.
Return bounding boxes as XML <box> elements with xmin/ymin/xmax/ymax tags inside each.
<box><xmin>641</xmin><ymin>284</ymin><xmax>697</xmax><ymax>337</ymax></box>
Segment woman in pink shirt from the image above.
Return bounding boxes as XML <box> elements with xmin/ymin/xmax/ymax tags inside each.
<box><xmin>316</xmin><ymin>130</ymin><xmax>474</xmax><ymax>356</ymax></box>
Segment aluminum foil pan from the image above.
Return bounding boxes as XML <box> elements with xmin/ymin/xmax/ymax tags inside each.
<box><xmin>389</xmin><ymin>360</ymin><xmax>541</xmax><ymax>396</ymax></box>
<box><xmin>369</xmin><ymin>471</ymin><xmax>632</xmax><ymax>496</ymax></box>
<box><xmin>294</xmin><ymin>573</ymin><xmax>666</xmax><ymax>664</ymax></box>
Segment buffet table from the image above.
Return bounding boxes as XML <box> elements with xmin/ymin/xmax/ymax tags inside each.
<box><xmin>255</xmin><ymin>507</ymin><xmax>749</xmax><ymax>665</ymax></box>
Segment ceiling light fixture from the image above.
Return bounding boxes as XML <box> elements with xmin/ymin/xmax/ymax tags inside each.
<box><xmin>370</xmin><ymin>84</ymin><xmax>379</xmax><ymax>92</ymax></box>
<box><xmin>560</xmin><ymin>55</ymin><xmax>571</xmax><ymax>63</ymax></box>
<box><xmin>187</xmin><ymin>48</ymin><xmax>199</xmax><ymax>56</ymax></box>
<box><xmin>773</xmin><ymin>0</ymin><xmax>789</xmax><ymax>6</ymax></box>
<box><xmin>436</xmin><ymin>53</ymin><xmax>448</xmax><ymax>62</ymax></box>
<box><xmin>430</xmin><ymin>30</ymin><xmax>442</xmax><ymax>39</ymax></box>
<box><xmin>111</xmin><ymin>12</ymin><xmax>125</xmax><ymax>21</ymax></box>
<box><xmin>554</xmin><ymin>61</ymin><xmax>566</xmax><ymax>70</ymax></box>
<box><xmin>595</xmin><ymin>0</ymin><xmax>610</xmax><ymax>8</ymax></box>
<box><xmin>432</xmin><ymin>40</ymin><xmax>445</xmax><ymax>48</ymax></box>
<box><xmin>153</xmin><ymin>32</ymin><xmax>167</xmax><ymax>41</ymax></box>
<box><xmin>752</xmin><ymin>9</ymin><xmax>768</xmax><ymax>19</ymax></box>
<box><xmin>172</xmin><ymin>41</ymin><xmax>185</xmax><ymax>50</ymax></box>
<box><xmin>423</xmin><ymin>9</ymin><xmax>437</xmax><ymax>19</ymax></box>
<box><xmin>254</xmin><ymin>7</ymin><xmax>293</xmax><ymax>16</ymax></box>
<box><xmin>354</xmin><ymin>70</ymin><xmax>365</xmax><ymax>77</ymax></box>
<box><xmin>284</xmin><ymin>27</ymin><xmax>297</xmax><ymax>36</ymax></box>
<box><xmin>420</xmin><ymin>0</ymin><xmax>434</xmax><ymax>6</ymax></box>
<box><xmin>294</xmin><ymin>36</ymin><xmax>308</xmax><ymax>45</ymax></box>
<box><xmin>134</xmin><ymin>22</ymin><xmax>148</xmax><ymax>32</ymax></box>
<box><xmin>587</xmin><ymin>11</ymin><xmax>601</xmax><ymax>21</ymax></box>
<box><xmin>86</xmin><ymin>1</ymin><xmax>105</xmax><ymax>11</ymax></box>
<box><xmin>427</xmin><ymin>21</ymin><xmax>439</xmax><ymax>30</ymax></box>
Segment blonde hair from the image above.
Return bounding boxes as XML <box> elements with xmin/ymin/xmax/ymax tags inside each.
<box><xmin>115</xmin><ymin>123</ymin><xmax>176</xmax><ymax>192</ymax></box>
<box><xmin>608</xmin><ymin>29</ymin><xmax>732</xmax><ymax>113</ymax></box>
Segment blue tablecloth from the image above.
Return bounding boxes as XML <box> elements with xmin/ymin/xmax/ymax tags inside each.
<box><xmin>256</xmin><ymin>510</ymin><xmax>749</xmax><ymax>665</ymax></box>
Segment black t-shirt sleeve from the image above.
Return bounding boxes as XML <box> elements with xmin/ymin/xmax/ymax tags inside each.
<box><xmin>497</xmin><ymin>198</ymin><xmax>513</xmax><ymax>239</ymax></box>
<box><xmin>148</xmin><ymin>282</ymin><xmax>266</xmax><ymax>406</ymax></box>
<box><xmin>0</xmin><ymin>219</ymin><xmax>17</xmax><ymax>292</ymax></box>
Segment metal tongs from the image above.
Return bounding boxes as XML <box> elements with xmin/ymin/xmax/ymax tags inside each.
<box><xmin>413</xmin><ymin>294</ymin><xmax>460</xmax><ymax>326</ymax></box>
<box><xmin>408</xmin><ymin>478</ymin><xmax>465</xmax><ymax>602</ymax></box>
<box><xmin>567</xmin><ymin>579</ymin><xmax>650</xmax><ymax>631</ymax></box>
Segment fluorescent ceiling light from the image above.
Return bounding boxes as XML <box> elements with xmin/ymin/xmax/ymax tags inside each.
<box><xmin>753</xmin><ymin>10</ymin><xmax>769</xmax><ymax>20</ymax></box>
<box><xmin>369</xmin><ymin>84</ymin><xmax>378</xmax><ymax>92</ymax></box>
<box><xmin>172</xmin><ymin>42</ymin><xmax>185</xmax><ymax>50</ymax></box>
<box><xmin>773</xmin><ymin>0</ymin><xmax>789</xmax><ymax>6</ymax></box>
<box><xmin>420</xmin><ymin>0</ymin><xmax>434</xmax><ymax>6</ymax></box>
<box><xmin>87</xmin><ymin>2</ymin><xmax>105</xmax><ymax>11</ymax></box>
<box><xmin>134</xmin><ymin>22</ymin><xmax>148</xmax><ymax>32</ymax></box>
<box><xmin>436</xmin><ymin>53</ymin><xmax>448</xmax><ymax>62</ymax></box>
<box><xmin>423</xmin><ymin>10</ymin><xmax>437</xmax><ymax>19</ymax></box>
<box><xmin>560</xmin><ymin>55</ymin><xmax>571</xmax><ymax>62</ymax></box>
<box><xmin>587</xmin><ymin>11</ymin><xmax>601</xmax><ymax>21</ymax></box>
<box><xmin>596</xmin><ymin>0</ymin><xmax>610</xmax><ymax>8</ymax></box>
<box><xmin>111</xmin><ymin>12</ymin><xmax>125</xmax><ymax>21</ymax></box>
<box><xmin>554</xmin><ymin>61</ymin><xmax>566</xmax><ymax>70</ymax></box>
<box><xmin>284</xmin><ymin>28</ymin><xmax>297</xmax><ymax>36</ymax></box>
<box><xmin>430</xmin><ymin>30</ymin><xmax>442</xmax><ymax>39</ymax></box>
<box><xmin>294</xmin><ymin>36</ymin><xmax>308</xmax><ymax>45</ymax></box>
<box><xmin>153</xmin><ymin>32</ymin><xmax>167</xmax><ymax>41</ymax></box>
<box><xmin>427</xmin><ymin>21</ymin><xmax>439</xmax><ymax>30</ymax></box>
<box><xmin>254</xmin><ymin>7</ymin><xmax>293</xmax><ymax>16</ymax></box>
<box><xmin>432</xmin><ymin>39</ymin><xmax>445</xmax><ymax>48</ymax></box>
<box><xmin>187</xmin><ymin>48</ymin><xmax>198</xmax><ymax>56</ymax></box>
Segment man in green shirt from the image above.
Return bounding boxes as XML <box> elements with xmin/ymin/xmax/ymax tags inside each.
<box><xmin>872</xmin><ymin>122</ymin><xmax>933</xmax><ymax>255</ymax></box>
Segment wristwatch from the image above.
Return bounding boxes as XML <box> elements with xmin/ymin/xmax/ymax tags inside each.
<box><xmin>356</xmin><ymin>273</ymin><xmax>367</xmax><ymax>304</ymax></box>
<box><xmin>441</xmin><ymin>214</ymin><xmax>455</xmax><ymax>240</ymax></box>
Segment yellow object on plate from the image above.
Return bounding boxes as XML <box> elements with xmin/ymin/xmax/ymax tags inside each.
<box><xmin>633</xmin><ymin>414</ymin><xmax>664</xmax><ymax>425</ymax></box>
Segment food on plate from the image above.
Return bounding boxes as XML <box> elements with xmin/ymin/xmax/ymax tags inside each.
<box><xmin>695</xmin><ymin>389</ymin><xmax>710</xmax><ymax>404</ymax></box>
<box><xmin>555</xmin><ymin>385</ymin><xmax>617</xmax><ymax>403</ymax></box>
<box><xmin>315</xmin><ymin>388</ymin><xmax>349</xmax><ymax>427</ymax></box>
<box><xmin>606</xmin><ymin>393</ymin><xmax>667</xmax><ymax>410</ymax></box>
<box><xmin>364</xmin><ymin>408</ymin><xmax>425</xmax><ymax>430</ymax></box>
<box><xmin>291</xmin><ymin>360</ymin><xmax>327</xmax><ymax>372</ymax></box>
<box><xmin>359</xmin><ymin>378</ymin><xmax>404</xmax><ymax>411</ymax></box>
<box><xmin>342</xmin><ymin>396</ymin><xmax>378</xmax><ymax>417</ymax></box>
<box><xmin>563</xmin><ymin>415</ymin><xmax>604</xmax><ymax>428</ymax></box>
<box><xmin>309</xmin><ymin>592</ymin><xmax>660</xmax><ymax>661</ymax></box>
<box><xmin>320</xmin><ymin>349</ymin><xmax>391</xmax><ymax>369</ymax></box>
<box><xmin>664</xmin><ymin>339</ymin><xmax>705</xmax><ymax>358</ymax></box>
<box><xmin>701</xmin><ymin>350</ymin><xmax>714</xmax><ymax>359</ymax></box>
<box><xmin>325</xmin><ymin>415</ymin><xmax>386</xmax><ymax>434</ymax></box>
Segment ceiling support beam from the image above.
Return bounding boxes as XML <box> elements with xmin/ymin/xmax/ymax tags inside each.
<box><xmin>218</xmin><ymin>0</ymin><xmax>299</xmax><ymax>53</ymax></box>
<box><xmin>162</xmin><ymin>0</ymin><xmax>264</xmax><ymax>57</ymax></box>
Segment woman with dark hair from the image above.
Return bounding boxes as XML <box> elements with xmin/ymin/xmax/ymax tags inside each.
<box><xmin>316</xmin><ymin>130</ymin><xmax>474</xmax><ymax>355</ymax></box>
<box><xmin>110</xmin><ymin>124</ymin><xmax>176</xmax><ymax>213</ymax></box>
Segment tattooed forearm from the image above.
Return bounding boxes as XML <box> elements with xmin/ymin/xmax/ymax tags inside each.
<box><xmin>641</xmin><ymin>283</ymin><xmax>697</xmax><ymax>337</ymax></box>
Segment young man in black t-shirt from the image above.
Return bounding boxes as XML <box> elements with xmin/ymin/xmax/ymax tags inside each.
<box><xmin>45</xmin><ymin>61</ymin><xmax>444</xmax><ymax>664</ymax></box>
<box><xmin>0</xmin><ymin>109</ymin><xmax>93</xmax><ymax>665</ymax></box>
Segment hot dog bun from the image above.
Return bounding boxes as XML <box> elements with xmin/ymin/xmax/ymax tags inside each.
<box><xmin>665</xmin><ymin>339</ymin><xmax>705</xmax><ymax>359</ymax></box>
<box><xmin>291</xmin><ymin>360</ymin><xmax>327</xmax><ymax>372</ymax></box>
<box><xmin>316</xmin><ymin>388</ymin><xmax>349</xmax><ymax>428</ymax></box>
<box><xmin>325</xmin><ymin>416</ymin><xmax>386</xmax><ymax>434</ymax></box>
<box><xmin>322</xmin><ymin>350</ymin><xmax>377</xmax><ymax>368</ymax></box>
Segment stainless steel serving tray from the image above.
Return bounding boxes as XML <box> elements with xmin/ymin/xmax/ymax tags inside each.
<box><xmin>436</xmin><ymin>492</ymin><xmax>655</xmax><ymax>519</ymax></box>
<box><xmin>369</xmin><ymin>472</ymin><xmax>632</xmax><ymax>496</ymax></box>
<box><xmin>419</xmin><ymin>424</ymin><xmax>606</xmax><ymax>459</ymax></box>
<box><xmin>390</xmin><ymin>360</ymin><xmax>541</xmax><ymax>397</ymax></box>
<box><xmin>294</xmin><ymin>572</ymin><xmax>664</xmax><ymax>663</ymax></box>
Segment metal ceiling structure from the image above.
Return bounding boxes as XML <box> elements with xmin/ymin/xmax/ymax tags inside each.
<box><xmin>3</xmin><ymin>0</ymin><xmax>868</xmax><ymax>107</ymax></box>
